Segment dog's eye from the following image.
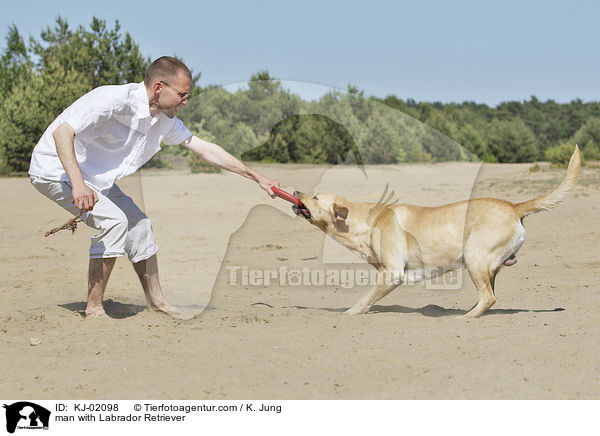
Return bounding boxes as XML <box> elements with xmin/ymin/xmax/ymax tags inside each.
<box><xmin>313</xmin><ymin>196</ymin><xmax>318</xmax><ymax>200</ymax></box>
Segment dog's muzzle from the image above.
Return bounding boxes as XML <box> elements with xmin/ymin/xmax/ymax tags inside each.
<box><xmin>292</xmin><ymin>191</ymin><xmax>311</xmax><ymax>220</ymax></box>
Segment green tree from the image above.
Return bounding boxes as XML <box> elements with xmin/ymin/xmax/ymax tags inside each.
<box><xmin>0</xmin><ymin>17</ymin><xmax>151</xmax><ymax>172</ymax></box>
<box><xmin>30</xmin><ymin>16</ymin><xmax>148</xmax><ymax>87</ymax></box>
<box><xmin>545</xmin><ymin>143</ymin><xmax>579</xmax><ymax>167</ymax></box>
<box><xmin>571</xmin><ymin>118</ymin><xmax>600</xmax><ymax>160</ymax></box>
<box><xmin>0</xmin><ymin>25</ymin><xmax>33</xmax><ymax>173</ymax></box>
<box><xmin>0</xmin><ymin>25</ymin><xmax>32</xmax><ymax>97</ymax></box>
<box><xmin>486</xmin><ymin>118</ymin><xmax>539</xmax><ymax>163</ymax></box>
<box><xmin>0</xmin><ymin>57</ymin><xmax>90</xmax><ymax>171</ymax></box>
<box><xmin>453</xmin><ymin>124</ymin><xmax>487</xmax><ymax>161</ymax></box>
<box><xmin>242</xmin><ymin>114</ymin><xmax>357</xmax><ymax>164</ymax></box>
<box><xmin>236</xmin><ymin>71</ymin><xmax>302</xmax><ymax>137</ymax></box>
<box><xmin>181</xmin><ymin>71</ymin><xmax>303</xmax><ymax>159</ymax></box>
<box><xmin>360</xmin><ymin>116</ymin><xmax>406</xmax><ymax>163</ymax></box>
<box><xmin>421</xmin><ymin>111</ymin><xmax>464</xmax><ymax>161</ymax></box>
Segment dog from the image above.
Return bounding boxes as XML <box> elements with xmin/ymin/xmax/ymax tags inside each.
<box><xmin>293</xmin><ymin>146</ymin><xmax>580</xmax><ymax>318</ymax></box>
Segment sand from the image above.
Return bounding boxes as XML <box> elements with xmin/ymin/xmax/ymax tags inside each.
<box><xmin>1</xmin><ymin>160</ymin><xmax>599</xmax><ymax>399</ymax></box>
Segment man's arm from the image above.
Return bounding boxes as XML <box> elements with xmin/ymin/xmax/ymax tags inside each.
<box><xmin>52</xmin><ymin>121</ymin><xmax>98</xmax><ymax>211</ymax></box>
<box><xmin>181</xmin><ymin>135</ymin><xmax>278</xmax><ymax>197</ymax></box>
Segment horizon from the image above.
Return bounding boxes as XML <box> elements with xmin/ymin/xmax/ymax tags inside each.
<box><xmin>224</xmin><ymin>80</ymin><xmax>599</xmax><ymax>107</ymax></box>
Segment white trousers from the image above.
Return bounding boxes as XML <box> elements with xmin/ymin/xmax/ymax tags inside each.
<box><xmin>31</xmin><ymin>176</ymin><xmax>158</xmax><ymax>263</ymax></box>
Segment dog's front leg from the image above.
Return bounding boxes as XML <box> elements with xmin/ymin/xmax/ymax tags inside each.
<box><xmin>343</xmin><ymin>270</ymin><xmax>403</xmax><ymax>315</ymax></box>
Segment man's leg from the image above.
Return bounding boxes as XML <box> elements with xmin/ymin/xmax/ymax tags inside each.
<box><xmin>104</xmin><ymin>183</ymin><xmax>187</xmax><ymax>318</ymax></box>
<box><xmin>132</xmin><ymin>254</ymin><xmax>185</xmax><ymax>318</ymax></box>
<box><xmin>86</xmin><ymin>257</ymin><xmax>117</xmax><ymax>318</ymax></box>
<box><xmin>31</xmin><ymin>177</ymin><xmax>127</xmax><ymax>318</ymax></box>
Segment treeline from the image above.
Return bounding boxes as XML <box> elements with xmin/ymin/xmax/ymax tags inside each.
<box><xmin>1</xmin><ymin>17</ymin><xmax>598</xmax><ymax>175</ymax></box>
<box><xmin>180</xmin><ymin>76</ymin><xmax>599</xmax><ymax>167</ymax></box>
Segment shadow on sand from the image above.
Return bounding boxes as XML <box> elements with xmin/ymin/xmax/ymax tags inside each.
<box><xmin>59</xmin><ymin>299</ymin><xmax>146</xmax><ymax>319</ymax></box>
<box><xmin>291</xmin><ymin>304</ymin><xmax>565</xmax><ymax>318</ymax></box>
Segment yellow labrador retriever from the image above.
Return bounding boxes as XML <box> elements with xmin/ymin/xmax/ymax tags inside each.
<box><xmin>294</xmin><ymin>146</ymin><xmax>580</xmax><ymax>318</ymax></box>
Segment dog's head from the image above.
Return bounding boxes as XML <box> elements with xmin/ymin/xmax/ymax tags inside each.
<box><xmin>293</xmin><ymin>191</ymin><xmax>350</xmax><ymax>233</ymax></box>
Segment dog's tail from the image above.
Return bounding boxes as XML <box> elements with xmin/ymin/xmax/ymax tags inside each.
<box><xmin>514</xmin><ymin>145</ymin><xmax>581</xmax><ymax>218</ymax></box>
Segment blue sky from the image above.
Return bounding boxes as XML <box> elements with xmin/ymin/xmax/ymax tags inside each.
<box><xmin>2</xmin><ymin>0</ymin><xmax>599</xmax><ymax>106</ymax></box>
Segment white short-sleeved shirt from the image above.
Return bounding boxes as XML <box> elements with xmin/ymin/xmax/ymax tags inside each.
<box><xmin>29</xmin><ymin>82</ymin><xmax>192</xmax><ymax>192</ymax></box>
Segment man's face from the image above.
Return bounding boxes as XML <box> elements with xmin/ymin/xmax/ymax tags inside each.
<box><xmin>157</xmin><ymin>71</ymin><xmax>191</xmax><ymax>118</ymax></box>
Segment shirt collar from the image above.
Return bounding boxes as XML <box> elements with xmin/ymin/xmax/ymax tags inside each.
<box><xmin>133</xmin><ymin>81</ymin><xmax>152</xmax><ymax>119</ymax></box>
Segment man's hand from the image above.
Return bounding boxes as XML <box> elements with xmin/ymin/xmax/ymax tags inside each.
<box><xmin>258</xmin><ymin>176</ymin><xmax>279</xmax><ymax>198</ymax></box>
<box><xmin>72</xmin><ymin>182</ymin><xmax>98</xmax><ymax>211</ymax></box>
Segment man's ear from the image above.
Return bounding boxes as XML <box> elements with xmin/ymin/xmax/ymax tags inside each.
<box><xmin>152</xmin><ymin>81</ymin><xmax>164</xmax><ymax>97</ymax></box>
<box><xmin>331</xmin><ymin>203</ymin><xmax>349</xmax><ymax>222</ymax></box>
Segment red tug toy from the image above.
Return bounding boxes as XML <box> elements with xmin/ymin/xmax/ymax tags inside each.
<box><xmin>272</xmin><ymin>186</ymin><xmax>311</xmax><ymax>219</ymax></box>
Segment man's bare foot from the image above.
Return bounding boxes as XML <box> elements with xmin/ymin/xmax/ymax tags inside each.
<box><xmin>147</xmin><ymin>300</ymin><xmax>189</xmax><ymax>319</ymax></box>
<box><xmin>84</xmin><ymin>307</ymin><xmax>107</xmax><ymax>318</ymax></box>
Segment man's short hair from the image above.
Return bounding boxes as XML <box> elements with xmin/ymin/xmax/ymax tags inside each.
<box><xmin>144</xmin><ymin>56</ymin><xmax>192</xmax><ymax>87</ymax></box>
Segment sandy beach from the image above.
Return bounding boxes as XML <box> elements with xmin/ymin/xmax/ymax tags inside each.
<box><xmin>1</xmin><ymin>160</ymin><xmax>599</xmax><ymax>399</ymax></box>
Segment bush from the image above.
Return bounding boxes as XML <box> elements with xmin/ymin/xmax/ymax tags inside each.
<box><xmin>142</xmin><ymin>153</ymin><xmax>170</xmax><ymax>169</ymax></box>
<box><xmin>544</xmin><ymin>143</ymin><xmax>579</xmax><ymax>167</ymax></box>
<box><xmin>572</xmin><ymin>118</ymin><xmax>600</xmax><ymax>160</ymax></box>
<box><xmin>486</xmin><ymin>118</ymin><xmax>539</xmax><ymax>163</ymax></box>
<box><xmin>482</xmin><ymin>153</ymin><xmax>498</xmax><ymax>163</ymax></box>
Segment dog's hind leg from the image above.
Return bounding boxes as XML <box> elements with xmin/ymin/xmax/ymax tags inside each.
<box><xmin>461</xmin><ymin>258</ymin><xmax>499</xmax><ymax>318</ymax></box>
<box><xmin>462</xmin><ymin>276</ymin><xmax>496</xmax><ymax>318</ymax></box>
<box><xmin>489</xmin><ymin>269</ymin><xmax>498</xmax><ymax>296</ymax></box>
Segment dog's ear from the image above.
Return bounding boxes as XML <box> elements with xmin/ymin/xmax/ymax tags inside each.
<box><xmin>331</xmin><ymin>203</ymin><xmax>349</xmax><ymax>222</ymax></box>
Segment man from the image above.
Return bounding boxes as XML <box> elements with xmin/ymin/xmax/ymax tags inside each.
<box><xmin>29</xmin><ymin>56</ymin><xmax>278</xmax><ymax>319</ymax></box>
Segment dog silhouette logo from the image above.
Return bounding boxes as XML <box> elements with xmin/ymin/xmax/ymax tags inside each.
<box><xmin>3</xmin><ymin>402</ymin><xmax>50</xmax><ymax>433</ymax></box>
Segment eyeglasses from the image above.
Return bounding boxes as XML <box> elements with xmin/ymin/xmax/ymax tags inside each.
<box><xmin>160</xmin><ymin>80</ymin><xmax>190</xmax><ymax>100</ymax></box>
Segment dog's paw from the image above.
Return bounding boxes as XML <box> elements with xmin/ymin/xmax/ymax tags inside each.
<box><xmin>342</xmin><ymin>307</ymin><xmax>363</xmax><ymax>315</ymax></box>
